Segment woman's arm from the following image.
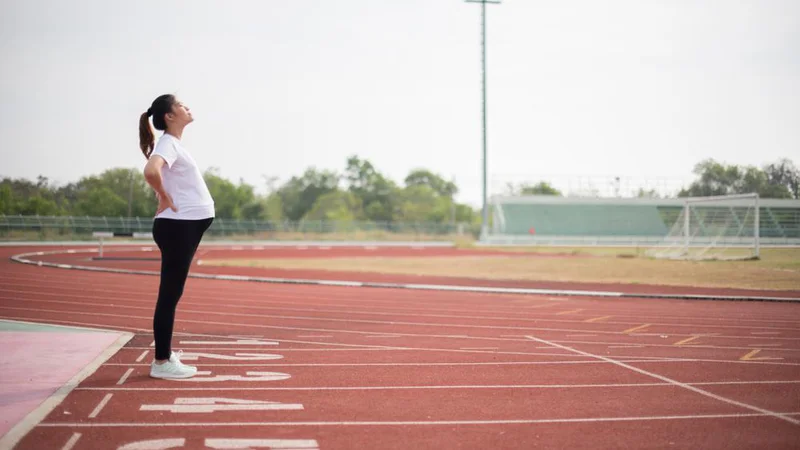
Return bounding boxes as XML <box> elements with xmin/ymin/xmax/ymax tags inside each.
<box><xmin>144</xmin><ymin>156</ymin><xmax>177</xmax><ymax>213</ymax></box>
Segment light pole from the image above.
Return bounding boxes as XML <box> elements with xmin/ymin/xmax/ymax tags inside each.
<box><xmin>465</xmin><ymin>0</ymin><xmax>500</xmax><ymax>239</ymax></box>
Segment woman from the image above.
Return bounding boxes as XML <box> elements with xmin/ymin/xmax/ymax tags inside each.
<box><xmin>139</xmin><ymin>94</ymin><xmax>215</xmax><ymax>379</ymax></box>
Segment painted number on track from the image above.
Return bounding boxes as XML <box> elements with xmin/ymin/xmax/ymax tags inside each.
<box><xmin>140</xmin><ymin>397</ymin><xmax>304</xmax><ymax>413</ymax></box>
<box><xmin>179</xmin><ymin>339</ymin><xmax>279</xmax><ymax>346</ymax></box>
<box><xmin>173</xmin><ymin>371</ymin><xmax>291</xmax><ymax>382</ymax></box>
<box><xmin>179</xmin><ymin>352</ymin><xmax>284</xmax><ymax>361</ymax></box>
<box><xmin>118</xmin><ymin>439</ymin><xmax>319</xmax><ymax>449</ymax></box>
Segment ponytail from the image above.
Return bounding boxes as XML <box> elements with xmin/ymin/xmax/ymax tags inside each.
<box><xmin>139</xmin><ymin>108</ymin><xmax>154</xmax><ymax>159</ymax></box>
<box><xmin>140</xmin><ymin>94</ymin><xmax>176</xmax><ymax>158</ymax></box>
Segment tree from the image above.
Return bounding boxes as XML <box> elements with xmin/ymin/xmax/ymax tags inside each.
<box><xmin>404</xmin><ymin>169</ymin><xmax>458</xmax><ymax>198</ymax></box>
<box><xmin>0</xmin><ymin>184</ymin><xmax>16</xmax><ymax>214</ymax></box>
<box><xmin>203</xmin><ymin>168</ymin><xmax>262</xmax><ymax>220</ymax></box>
<box><xmin>344</xmin><ymin>156</ymin><xmax>398</xmax><ymax>221</ymax></box>
<box><xmin>276</xmin><ymin>168</ymin><xmax>340</xmax><ymax>221</ymax></box>
<box><xmin>679</xmin><ymin>159</ymin><xmax>796</xmax><ymax>198</ymax></box>
<box><xmin>521</xmin><ymin>181</ymin><xmax>562</xmax><ymax>196</ymax></box>
<box><xmin>763</xmin><ymin>158</ymin><xmax>800</xmax><ymax>199</ymax></box>
<box><xmin>74</xmin><ymin>187</ymin><xmax>128</xmax><ymax>216</ymax></box>
<box><xmin>305</xmin><ymin>190</ymin><xmax>361</xmax><ymax>221</ymax></box>
<box><xmin>504</xmin><ymin>181</ymin><xmax>562</xmax><ymax>196</ymax></box>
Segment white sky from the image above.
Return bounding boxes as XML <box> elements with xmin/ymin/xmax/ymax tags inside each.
<box><xmin>1</xmin><ymin>0</ymin><xmax>798</xmax><ymax>206</ymax></box>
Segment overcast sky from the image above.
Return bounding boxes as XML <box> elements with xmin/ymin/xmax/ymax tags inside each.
<box><xmin>1</xmin><ymin>0</ymin><xmax>798</xmax><ymax>206</ymax></box>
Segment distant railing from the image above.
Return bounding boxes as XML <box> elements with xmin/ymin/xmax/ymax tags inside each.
<box><xmin>0</xmin><ymin>215</ymin><xmax>476</xmax><ymax>242</ymax></box>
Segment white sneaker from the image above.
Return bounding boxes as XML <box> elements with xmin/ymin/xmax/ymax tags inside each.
<box><xmin>150</xmin><ymin>350</ymin><xmax>197</xmax><ymax>379</ymax></box>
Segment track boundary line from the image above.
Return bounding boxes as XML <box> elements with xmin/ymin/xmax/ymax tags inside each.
<box><xmin>524</xmin><ymin>335</ymin><xmax>800</xmax><ymax>426</ymax></box>
<box><xmin>10</xmin><ymin>248</ymin><xmax>800</xmax><ymax>302</ymax></box>
<box><xmin>0</xmin><ymin>330</ymin><xmax>134</xmax><ymax>449</ymax></box>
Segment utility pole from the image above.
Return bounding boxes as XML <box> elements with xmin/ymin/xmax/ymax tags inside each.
<box><xmin>465</xmin><ymin>0</ymin><xmax>501</xmax><ymax>239</ymax></box>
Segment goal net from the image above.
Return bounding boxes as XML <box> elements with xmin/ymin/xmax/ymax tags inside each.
<box><xmin>646</xmin><ymin>193</ymin><xmax>760</xmax><ymax>261</ymax></box>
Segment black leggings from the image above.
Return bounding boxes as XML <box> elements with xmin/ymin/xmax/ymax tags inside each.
<box><xmin>152</xmin><ymin>217</ymin><xmax>213</xmax><ymax>360</ymax></box>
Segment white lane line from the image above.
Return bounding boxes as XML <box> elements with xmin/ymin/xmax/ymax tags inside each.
<box><xmin>524</xmin><ymin>335</ymin><xmax>800</xmax><ymax>425</ymax></box>
<box><xmin>297</xmin><ymin>335</ymin><xmax>333</xmax><ymax>338</ymax></box>
<box><xmin>88</xmin><ymin>394</ymin><xmax>113</xmax><ymax>418</ymax></box>
<box><xmin>6</xmin><ymin>305</ymin><xmax>800</xmax><ymax>352</ymax></box>
<box><xmin>106</xmin><ymin>360</ymin><xmax>609</xmax><ymax>367</ymax></box>
<box><xmin>117</xmin><ymin>368</ymin><xmax>134</xmax><ymax>386</ymax></box>
<box><xmin>75</xmin><ymin>380</ymin><xmax>800</xmax><ymax>392</ymax></box>
<box><xmin>37</xmin><ymin>412</ymin><xmax>800</xmax><ymax>427</ymax></box>
<box><xmin>135</xmin><ymin>350</ymin><xmax>149</xmax><ymax>362</ymax></box>
<box><xmin>460</xmin><ymin>347</ymin><xmax>499</xmax><ymax>350</ymax></box>
<box><xmin>61</xmin><ymin>432</ymin><xmax>82</xmax><ymax>450</ymax></box>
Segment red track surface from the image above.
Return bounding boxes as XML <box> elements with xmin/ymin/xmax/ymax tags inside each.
<box><xmin>2</xmin><ymin>244</ymin><xmax>800</xmax><ymax>449</ymax></box>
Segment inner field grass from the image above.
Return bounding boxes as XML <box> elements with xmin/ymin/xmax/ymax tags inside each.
<box><xmin>202</xmin><ymin>247</ymin><xmax>800</xmax><ymax>291</ymax></box>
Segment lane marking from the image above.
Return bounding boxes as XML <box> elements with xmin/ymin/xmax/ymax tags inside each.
<box><xmin>623</xmin><ymin>324</ymin><xmax>651</xmax><ymax>334</ymax></box>
<box><xmin>609</xmin><ymin>345</ymin><xmax>644</xmax><ymax>349</ymax></box>
<box><xmin>556</xmin><ymin>309</ymin><xmax>584</xmax><ymax>315</ymax></box>
<box><xmin>98</xmin><ymin>358</ymin><xmax>719</xmax><ymax>368</ymax></box>
<box><xmin>135</xmin><ymin>350</ymin><xmax>149</xmax><ymax>362</ymax></box>
<box><xmin>179</xmin><ymin>340</ymin><xmax>279</xmax><ymax>346</ymax></box>
<box><xmin>37</xmin><ymin>412</ymin><xmax>800</xmax><ymax>427</ymax></box>
<box><xmin>584</xmin><ymin>316</ymin><xmax>612</xmax><ymax>323</ymax></box>
<box><xmin>7</xmin><ymin>303</ymin><xmax>800</xmax><ymax>347</ymax></box>
<box><xmin>748</xmin><ymin>343</ymin><xmax>783</xmax><ymax>347</ymax></box>
<box><xmin>524</xmin><ymin>335</ymin><xmax>800</xmax><ymax>425</ymax></box>
<box><xmin>88</xmin><ymin>393</ymin><xmax>113</xmax><ymax>418</ymax></box>
<box><xmin>61</xmin><ymin>432</ymin><xmax>82</xmax><ymax>450</ymax></box>
<box><xmin>140</xmin><ymin>397</ymin><xmax>304</xmax><ymax>413</ymax></box>
<box><xmin>73</xmin><ymin>379</ymin><xmax>800</xmax><ymax>392</ymax></box>
<box><xmin>752</xmin><ymin>332</ymin><xmax>781</xmax><ymax>335</ymax></box>
<box><xmin>567</xmin><ymin>334</ymin><xmax>597</xmax><ymax>337</ymax></box>
<box><xmin>673</xmin><ymin>336</ymin><xmax>702</xmax><ymax>347</ymax></box>
<box><xmin>117</xmin><ymin>368</ymin><xmax>134</xmax><ymax>386</ymax></box>
<box><xmin>5</xmin><ymin>278</ymin><xmax>797</xmax><ymax>326</ymax></box>
<box><xmin>740</xmin><ymin>349</ymin><xmax>784</xmax><ymax>361</ymax></box>
<box><xmin>2</xmin><ymin>309</ymin><xmax>798</xmax><ymax>357</ymax></box>
<box><xmin>459</xmin><ymin>347</ymin><xmax>499</xmax><ymax>350</ymax></box>
<box><xmin>297</xmin><ymin>335</ymin><xmax>333</xmax><ymax>338</ymax></box>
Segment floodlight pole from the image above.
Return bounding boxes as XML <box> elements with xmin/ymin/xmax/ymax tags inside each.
<box><xmin>466</xmin><ymin>0</ymin><xmax>500</xmax><ymax>239</ymax></box>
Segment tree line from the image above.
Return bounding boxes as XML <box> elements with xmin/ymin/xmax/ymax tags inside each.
<box><xmin>0</xmin><ymin>156</ymin><xmax>478</xmax><ymax>225</ymax></box>
<box><xmin>1</xmin><ymin>156</ymin><xmax>797</xmax><ymax>222</ymax></box>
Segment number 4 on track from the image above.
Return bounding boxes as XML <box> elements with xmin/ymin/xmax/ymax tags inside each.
<box><xmin>140</xmin><ymin>398</ymin><xmax>304</xmax><ymax>413</ymax></box>
<box><xmin>117</xmin><ymin>438</ymin><xmax>319</xmax><ymax>449</ymax></box>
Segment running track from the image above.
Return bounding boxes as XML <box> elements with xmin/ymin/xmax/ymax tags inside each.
<box><xmin>1</xmin><ymin>244</ymin><xmax>799</xmax><ymax>449</ymax></box>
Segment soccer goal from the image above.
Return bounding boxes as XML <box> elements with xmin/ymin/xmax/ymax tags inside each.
<box><xmin>646</xmin><ymin>193</ymin><xmax>760</xmax><ymax>261</ymax></box>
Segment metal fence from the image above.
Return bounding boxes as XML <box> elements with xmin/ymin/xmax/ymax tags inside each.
<box><xmin>0</xmin><ymin>215</ymin><xmax>475</xmax><ymax>241</ymax></box>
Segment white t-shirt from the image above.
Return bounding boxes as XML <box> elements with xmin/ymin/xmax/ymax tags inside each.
<box><xmin>150</xmin><ymin>133</ymin><xmax>215</xmax><ymax>220</ymax></box>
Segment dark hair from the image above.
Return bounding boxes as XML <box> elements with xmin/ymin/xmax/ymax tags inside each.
<box><xmin>138</xmin><ymin>94</ymin><xmax>176</xmax><ymax>159</ymax></box>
